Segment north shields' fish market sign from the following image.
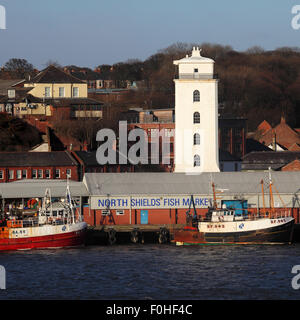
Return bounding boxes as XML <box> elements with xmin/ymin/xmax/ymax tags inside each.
<box><xmin>91</xmin><ymin>195</ymin><xmax>211</xmax><ymax>210</ymax></box>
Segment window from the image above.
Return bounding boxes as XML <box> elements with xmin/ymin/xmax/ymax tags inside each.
<box><xmin>38</xmin><ymin>169</ymin><xmax>43</xmax><ymax>179</ymax></box>
<box><xmin>59</xmin><ymin>87</ymin><xmax>65</xmax><ymax>97</ymax></box>
<box><xmin>9</xmin><ymin>170</ymin><xmax>14</xmax><ymax>180</ymax></box>
<box><xmin>55</xmin><ymin>169</ymin><xmax>60</xmax><ymax>179</ymax></box>
<box><xmin>194</xmin><ymin>154</ymin><xmax>200</xmax><ymax>167</ymax></box>
<box><xmin>32</xmin><ymin>169</ymin><xmax>37</xmax><ymax>179</ymax></box>
<box><xmin>8</xmin><ymin>89</ymin><xmax>15</xmax><ymax>99</ymax></box>
<box><xmin>0</xmin><ymin>170</ymin><xmax>3</xmax><ymax>180</ymax></box>
<box><xmin>194</xmin><ymin>68</ymin><xmax>198</xmax><ymax>73</ymax></box>
<box><xmin>45</xmin><ymin>169</ymin><xmax>51</xmax><ymax>179</ymax></box>
<box><xmin>17</xmin><ymin>170</ymin><xmax>22</xmax><ymax>180</ymax></box>
<box><xmin>73</xmin><ymin>87</ymin><xmax>79</xmax><ymax>97</ymax></box>
<box><xmin>193</xmin><ymin>90</ymin><xmax>200</xmax><ymax>102</ymax></box>
<box><xmin>102</xmin><ymin>210</ymin><xmax>110</xmax><ymax>216</ymax></box>
<box><xmin>45</xmin><ymin>87</ymin><xmax>51</xmax><ymax>98</ymax></box>
<box><xmin>194</xmin><ymin>133</ymin><xmax>200</xmax><ymax>145</ymax></box>
<box><xmin>22</xmin><ymin>170</ymin><xmax>27</xmax><ymax>179</ymax></box>
<box><xmin>66</xmin><ymin>169</ymin><xmax>71</xmax><ymax>178</ymax></box>
<box><xmin>193</xmin><ymin>112</ymin><xmax>200</xmax><ymax>124</ymax></box>
<box><xmin>116</xmin><ymin>210</ymin><xmax>124</xmax><ymax>216</ymax></box>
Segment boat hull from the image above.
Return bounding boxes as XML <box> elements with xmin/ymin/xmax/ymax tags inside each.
<box><xmin>0</xmin><ymin>223</ymin><xmax>87</xmax><ymax>251</ymax></box>
<box><xmin>172</xmin><ymin>219</ymin><xmax>295</xmax><ymax>245</ymax></box>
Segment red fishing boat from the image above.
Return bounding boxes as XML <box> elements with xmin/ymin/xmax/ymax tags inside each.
<box><xmin>0</xmin><ymin>181</ymin><xmax>87</xmax><ymax>251</ymax></box>
<box><xmin>172</xmin><ymin>173</ymin><xmax>295</xmax><ymax>245</ymax></box>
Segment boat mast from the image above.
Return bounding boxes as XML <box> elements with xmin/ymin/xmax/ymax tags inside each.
<box><xmin>261</xmin><ymin>179</ymin><xmax>266</xmax><ymax>218</ymax></box>
<box><xmin>66</xmin><ymin>175</ymin><xmax>75</xmax><ymax>224</ymax></box>
<box><xmin>212</xmin><ymin>183</ymin><xmax>218</xmax><ymax>209</ymax></box>
<box><xmin>268</xmin><ymin>167</ymin><xmax>275</xmax><ymax>215</ymax></box>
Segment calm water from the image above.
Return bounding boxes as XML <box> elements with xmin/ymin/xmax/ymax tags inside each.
<box><xmin>1</xmin><ymin>243</ymin><xmax>300</xmax><ymax>300</ymax></box>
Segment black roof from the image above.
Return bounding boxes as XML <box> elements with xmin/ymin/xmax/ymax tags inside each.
<box><xmin>246</xmin><ymin>138</ymin><xmax>273</xmax><ymax>153</ymax></box>
<box><xmin>0</xmin><ymin>151</ymin><xmax>78</xmax><ymax>167</ymax></box>
<box><xmin>74</xmin><ymin>150</ymin><xmax>128</xmax><ymax>167</ymax></box>
<box><xmin>219</xmin><ymin>149</ymin><xmax>241</xmax><ymax>162</ymax></box>
<box><xmin>27</xmin><ymin>65</ymin><xmax>85</xmax><ymax>84</ymax></box>
<box><xmin>44</xmin><ymin>97</ymin><xmax>103</xmax><ymax>107</ymax></box>
<box><xmin>242</xmin><ymin>151</ymin><xmax>300</xmax><ymax>170</ymax></box>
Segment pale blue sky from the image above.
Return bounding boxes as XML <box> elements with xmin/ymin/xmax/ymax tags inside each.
<box><xmin>0</xmin><ymin>0</ymin><xmax>299</xmax><ymax>69</ymax></box>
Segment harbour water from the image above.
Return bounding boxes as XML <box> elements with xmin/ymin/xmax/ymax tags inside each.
<box><xmin>1</xmin><ymin>243</ymin><xmax>300</xmax><ymax>300</ymax></box>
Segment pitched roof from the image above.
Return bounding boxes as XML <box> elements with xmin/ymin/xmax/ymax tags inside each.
<box><xmin>27</xmin><ymin>65</ymin><xmax>85</xmax><ymax>84</ymax></box>
<box><xmin>219</xmin><ymin>149</ymin><xmax>241</xmax><ymax>161</ymax></box>
<box><xmin>288</xmin><ymin>143</ymin><xmax>300</xmax><ymax>151</ymax></box>
<box><xmin>281</xmin><ymin>159</ymin><xmax>300</xmax><ymax>171</ymax></box>
<box><xmin>257</xmin><ymin>120</ymin><xmax>272</xmax><ymax>135</ymax></box>
<box><xmin>83</xmin><ymin>171</ymin><xmax>300</xmax><ymax>196</ymax></box>
<box><xmin>0</xmin><ymin>151</ymin><xmax>78</xmax><ymax>167</ymax></box>
<box><xmin>0</xmin><ymin>180</ymin><xmax>88</xmax><ymax>198</ymax></box>
<box><xmin>242</xmin><ymin>151</ymin><xmax>300</xmax><ymax>171</ymax></box>
<box><xmin>63</xmin><ymin>66</ymin><xmax>103</xmax><ymax>81</ymax></box>
<box><xmin>74</xmin><ymin>150</ymin><xmax>128</xmax><ymax>167</ymax></box>
<box><xmin>256</xmin><ymin>117</ymin><xmax>300</xmax><ymax>150</ymax></box>
<box><xmin>44</xmin><ymin>97</ymin><xmax>103</xmax><ymax>107</ymax></box>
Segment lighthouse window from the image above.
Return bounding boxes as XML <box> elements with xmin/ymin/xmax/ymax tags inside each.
<box><xmin>193</xmin><ymin>90</ymin><xmax>200</xmax><ymax>102</ymax></box>
<box><xmin>194</xmin><ymin>154</ymin><xmax>200</xmax><ymax>167</ymax></box>
<box><xmin>193</xmin><ymin>112</ymin><xmax>200</xmax><ymax>124</ymax></box>
<box><xmin>194</xmin><ymin>133</ymin><xmax>200</xmax><ymax>145</ymax></box>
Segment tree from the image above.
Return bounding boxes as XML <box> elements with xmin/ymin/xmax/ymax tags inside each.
<box><xmin>43</xmin><ymin>60</ymin><xmax>62</xmax><ymax>68</ymax></box>
<box><xmin>3</xmin><ymin>58</ymin><xmax>35</xmax><ymax>78</ymax></box>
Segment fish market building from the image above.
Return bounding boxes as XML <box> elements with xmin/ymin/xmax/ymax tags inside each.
<box><xmin>82</xmin><ymin>171</ymin><xmax>300</xmax><ymax>226</ymax></box>
<box><xmin>0</xmin><ymin>172</ymin><xmax>300</xmax><ymax>226</ymax></box>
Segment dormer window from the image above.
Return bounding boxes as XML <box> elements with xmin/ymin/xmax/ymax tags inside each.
<box><xmin>193</xmin><ymin>90</ymin><xmax>200</xmax><ymax>102</ymax></box>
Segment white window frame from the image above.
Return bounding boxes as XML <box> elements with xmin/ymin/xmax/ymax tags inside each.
<box><xmin>22</xmin><ymin>169</ymin><xmax>27</xmax><ymax>179</ymax></box>
<box><xmin>116</xmin><ymin>210</ymin><xmax>124</xmax><ymax>216</ymax></box>
<box><xmin>16</xmin><ymin>170</ymin><xmax>22</xmax><ymax>180</ymax></box>
<box><xmin>73</xmin><ymin>87</ymin><xmax>79</xmax><ymax>97</ymax></box>
<box><xmin>59</xmin><ymin>87</ymin><xmax>65</xmax><ymax>98</ymax></box>
<box><xmin>55</xmin><ymin>169</ymin><xmax>60</xmax><ymax>179</ymax></box>
<box><xmin>38</xmin><ymin>169</ymin><xmax>43</xmax><ymax>179</ymax></box>
<box><xmin>66</xmin><ymin>169</ymin><xmax>71</xmax><ymax>178</ymax></box>
<box><xmin>45</xmin><ymin>87</ymin><xmax>51</xmax><ymax>98</ymax></box>
<box><xmin>45</xmin><ymin>169</ymin><xmax>51</xmax><ymax>179</ymax></box>
<box><xmin>0</xmin><ymin>170</ymin><xmax>3</xmax><ymax>180</ymax></box>
<box><xmin>32</xmin><ymin>169</ymin><xmax>37</xmax><ymax>179</ymax></box>
<box><xmin>9</xmin><ymin>170</ymin><xmax>14</xmax><ymax>180</ymax></box>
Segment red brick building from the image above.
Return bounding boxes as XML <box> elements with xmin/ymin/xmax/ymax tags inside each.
<box><xmin>254</xmin><ymin>116</ymin><xmax>300</xmax><ymax>151</ymax></box>
<box><xmin>0</xmin><ymin>151</ymin><xmax>80</xmax><ymax>182</ymax></box>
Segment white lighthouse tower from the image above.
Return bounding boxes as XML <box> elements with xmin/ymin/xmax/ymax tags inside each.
<box><xmin>173</xmin><ymin>47</ymin><xmax>220</xmax><ymax>173</ymax></box>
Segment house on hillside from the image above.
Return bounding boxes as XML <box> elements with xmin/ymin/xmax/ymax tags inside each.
<box><xmin>0</xmin><ymin>65</ymin><xmax>104</xmax><ymax>120</ymax></box>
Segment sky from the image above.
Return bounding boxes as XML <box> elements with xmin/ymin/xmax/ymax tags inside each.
<box><xmin>0</xmin><ymin>0</ymin><xmax>300</xmax><ymax>69</ymax></box>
